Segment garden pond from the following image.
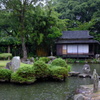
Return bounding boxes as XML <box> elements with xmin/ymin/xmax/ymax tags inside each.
<box><xmin>0</xmin><ymin>64</ymin><xmax>100</xmax><ymax>100</ymax></box>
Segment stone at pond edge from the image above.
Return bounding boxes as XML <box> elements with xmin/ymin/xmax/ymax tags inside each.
<box><xmin>74</xmin><ymin>82</ymin><xmax>100</xmax><ymax>100</ymax></box>
<box><xmin>78</xmin><ymin>74</ymin><xmax>91</xmax><ymax>78</ymax></box>
<box><xmin>10</xmin><ymin>56</ymin><xmax>20</xmax><ymax>72</ymax></box>
<box><xmin>74</xmin><ymin>94</ymin><xmax>85</xmax><ymax>100</ymax></box>
<box><xmin>82</xmin><ymin>64</ymin><xmax>90</xmax><ymax>74</ymax></box>
<box><xmin>68</xmin><ymin>71</ymin><xmax>80</xmax><ymax>76</ymax></box>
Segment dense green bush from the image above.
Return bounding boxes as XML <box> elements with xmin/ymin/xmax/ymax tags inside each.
<box><xmin>0</xmin><ymin>68</ymin><xmax>12</xmax><ymax>81</ymax></box>
<box><xmin>33</xmin><ymin>61</ymin><xmax>50</xmax><ymax>78</ymax></box>
<box><xmin>49</xmin><ymin>66</ymin><xmax>68</xmax><ymax>80</ymax></box>
<box><xmin>39</xmin><ymin>57</ymin><xmax>50</xmax><ymax>63</ymax></box>
<box><xmin>11</xmin><ymin>66</ymin><xmax>36</xmax><ymax>84</ymax></box>
<box><xmin>0</xmin><ymin>53</ymin><xmax>12</xmax><ymax>60</ymax></box>
<box><xmin>51</xmin><ymin>58</ymin><xmax>67</xmax><ymax>68</ymax></box>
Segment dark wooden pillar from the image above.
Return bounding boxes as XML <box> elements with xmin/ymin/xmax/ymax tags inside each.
<box><xmin>93</xmin><ymin>43</ymin><xmax>95</xmax><ymax>57</ymax></box>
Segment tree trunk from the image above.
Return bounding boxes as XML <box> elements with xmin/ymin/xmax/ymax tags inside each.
<box><xmin>8</xmin><ymin>45</ymin><xmax>10</xmax><ymax>60</ymax></box>
<box><xmin>8</xmin><ymin>45</ymin><xmax>10</xmax><ymax>53</ymax></box>
<box><xmin>21</xmin><ymin>36</ymin><xmax>27</xmax><ymax>60</ymax></box>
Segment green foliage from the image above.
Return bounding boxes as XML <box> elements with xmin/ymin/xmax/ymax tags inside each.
<box><xmin>51</xmin><ymin>58</ymin><xmax>67</xmax><ymax>68</ymax></box>
<box><xmin>16</xmin><ymin>66</ymin><xmax>35</xmax><ymax>76</ymax></box>
<box><xmin>39</xmin><ymin>57</ymin><xmax>50</xmax><ymax>63</ymax></box>
<box><xmin>49</xmin><ymin>66</ymin><xmax>68</xmax><ymax>80</ymax></box>
<box><xmin>66</xmin><ymin>59</ymin><xmax>76</xmax><ymax>63</ymax></box>
<box><xmin>0</xmin><ymin>53</ymin><xmax>12</xmax><ymax>60</ymax></box>
<box><xmin>55</xmin><ymin>0</ymin><xmax>100</xmax><ymax>41</ymax></box>
<box><xmin>91</xmin><ymin>59</ymin><xmax>100</xmax><ymax>63</ymax></box>
<box><xmin>33</xmin><ymin>61</ymin><xmax>50</xmax><ymax>78</ymax></box>
<box><xmin>0</xmin><ymin>68</ymin><xmax>12</xmax><ymax>81</ymax></box>
<box><xmin>11</xmin><ymin>66</ymin><xmax>36</xmax><ymax>84</ymax></box>
<box><xmin>67</xmin><ymin>65</ymin><xmax>71</xmax><ymax>72</ymax></box>
<box><xmin>78</xmin><ymin>60</ymin><xmax>85</xmax><ymax>63</ymax></box>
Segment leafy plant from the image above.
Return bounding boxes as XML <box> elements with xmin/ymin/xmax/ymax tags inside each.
<box><xmin>39</xmin><ymin>57</ymin><xmax>50</xmax><ymax>63</ymax></box>
<box><xmin>67</xmin><ymin>65</ymin><xmax>72</xmax><ymax>72</ymax></box>
<box><xmin>0</xmin><ymin>68</ymin><xmax>12</xmax><ymax>81</ymax></box>
<box><xmin>49</xmin><ymin>66</ymin><xmax>68</xmax><ymax>80</ymax></box>
<box><xmin>51</xmin><ymin>58</ymin><xmax>67</xmax><ymax>68</ymax></box>
<box><xmin>11</xmin><ymin>66</ymin><xmax>36</xmax><ymax>84</ymax></box>
<box><xmin>33</xmin><ymin>61</ymin><xmax>50</xmax><ymax>78</ymax></box>
<box><xmin>66</xmin><ymin>58</ymin><xmax>76</xmax><ymax>63</ymax></box>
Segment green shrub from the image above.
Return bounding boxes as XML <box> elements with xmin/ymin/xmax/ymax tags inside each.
<box><xmin>0</xmin><ymin>68</ymin><xmax>12</xmax><ymax>81</ymax></box>
<box><xmin>49</xmin><ymin>66</ymin><xmax>68</xmax><ymax>80</ymax></box>
<box><xmin>0</xmin><ymin>53</ymin><xmax>12</xmax><ymax>60</ymax></box>
<box><xmin>11</xmin><ymin>66</ymin><xmax>36</xmax><ymax>84</ymax></box>
<box><xmin>79</xmin><ymin>60</ymin><xmax>85</xmax><ymax>63</ymax></box>
<box><xmin>67</xmin><ymin>65</ymin><xmax>71</xmax><ymax>72</ymax></box>
<box><xmin>51</xmin><ymin>58</ymin><xmax>67</xmax><ymax>68</ymax></box>
<box><xmin>39</xmin><ymin>57</ymin><xmax>50</xmax><ymax>63</ymax></box>
<box><xmin>33</xmin><ymin>61</ymin><xmax>50</xmax><ymax>78</ymax></box>
<box><xmin>66</xmin><ymin>58</ymin><xmax>76</xmax><ymax>63</ymax></box>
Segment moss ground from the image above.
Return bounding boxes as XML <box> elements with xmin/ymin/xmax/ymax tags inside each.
<box><xmin>0</xmin><ymin>60</ymin><xmax>33</xmax><ymax>68</ymax></box>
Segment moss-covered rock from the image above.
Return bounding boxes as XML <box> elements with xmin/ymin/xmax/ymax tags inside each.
<box><xmin>11</xmin><ymin>66</ymin><xmax>36</xmax><ymax>84</ymax></box>
<box><xmin>0</xmin><ymin>68</ymin><xmax>12</xmax><ymax>82</ymax></box>
<box><xmin>51</xmin><ymin>58</ymin><xmax>67</xmax><ymax>68</ymax></box>
<box><xmin>33</xmin><ymin>61</ymin><xmax>50</xmax><ymax>78</ymax></box>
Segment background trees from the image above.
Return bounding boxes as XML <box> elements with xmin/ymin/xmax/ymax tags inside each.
<box><xmin>0</xmin><ymin>0</ymin><xmax>66</xmax><ymax>57</ymax></box>
<box><xmin>55</xmin><ymin>0</ymin><xmax>100</xmax><ymax>36</ymax></box>
<box><xmin>0</xmin><ymin>0</ymin><xmax>100</xmax><ymax>57</ymax></box>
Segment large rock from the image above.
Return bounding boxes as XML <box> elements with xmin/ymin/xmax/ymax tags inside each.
<box><xmin>74</xmin><ymin>94</ymin><xmax>85</xmax><ymax>100</ymax></box>
<box><xmin>11</xmin><ymin>56</ymin><xmax>20</xmax><ymax>72</ymax></box>
<box><xmin>82</xmin><ymin>64</ymin><xmax>90</xmax><ymax>74</ymax></box>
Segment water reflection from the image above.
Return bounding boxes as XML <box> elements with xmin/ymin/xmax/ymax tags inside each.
<box><xmin>0</xmin><ymin>64</ymin><xmax>99</xmax><ymax>100</ymax></box>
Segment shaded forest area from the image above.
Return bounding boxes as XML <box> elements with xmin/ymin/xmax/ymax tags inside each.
<box><xmin>0</xmin><ymin>0</ymin><xmax>100</xmax><ymax>59</ymax></box>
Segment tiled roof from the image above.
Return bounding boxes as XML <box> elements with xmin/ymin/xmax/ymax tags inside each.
<box><xmin>56</xmin><ymin>39</ymin><xmax>99</xmax><ymax>44</ymax></box>
<box><xmin>60</xmin><ymin>30</ymin><xmax>93</xmax><ymax>39</ymax></box>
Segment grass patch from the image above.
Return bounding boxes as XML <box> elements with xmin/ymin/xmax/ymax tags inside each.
<box><xmin>0</xmin><ymin>60</ymin><xmax>33</xmax><ymax>68</ymax></box>
<box><xmin>0</xmin><ymin>60</ymin><xmax>10</xmax><ymax>68</ymax></box>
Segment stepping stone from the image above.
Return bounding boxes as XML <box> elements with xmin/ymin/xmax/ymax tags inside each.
<box><xmin>68</xmin><ymin>71</ymin><xmax>80</xmax><ymax>76</ymax></box>
<box><xmin>78</xmin><ymin>74</ymin><xmax>90</xmax><ymax>78</ymax></box>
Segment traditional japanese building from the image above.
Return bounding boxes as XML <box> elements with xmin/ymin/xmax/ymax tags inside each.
<box><xmin>56</xmin><ymin>31</ymin><xmax>100</xmax><ymax>58</ymax></box>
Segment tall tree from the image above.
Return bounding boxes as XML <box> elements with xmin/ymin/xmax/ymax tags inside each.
<box><xmin>29</xmin><ymin>1</ymin><xmax>67</xmax><ymax>56</ymax></box>
<box><xmin>1</xmin><ymin>0</ymin><xmax>44</xmax><ymax>59</ymax></box>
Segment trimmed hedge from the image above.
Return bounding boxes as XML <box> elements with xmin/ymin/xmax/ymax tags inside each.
<box><xmin>11</xmin><ymin>66</ymin><xmax>36</xmax><ymax>84</ymax></box>
<box><xmin>51</xmin><ymin>58</ymin><xmax>67</xmax><ymax>68</ymax></box>
<box><xmin>0</xmin><ymin>68</ymin><xmax>12</xmax><ymax>82</ymax></box>
<box><xmin>33</xmin><ymin>61</ymin><xmax>50</xmax><ymax>78</ymax></box>
<box><xmin>49</xmin><ymin>66</ymin><xmax>68</xmax><ymax>81</ymax></box>
<box><xmin>0</xmin><ymin>53</ymin><xmax>12</xmax><ymax>60</ymax></box>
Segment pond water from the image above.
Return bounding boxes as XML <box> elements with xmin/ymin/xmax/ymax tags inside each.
<box><xmin>0</xmin><ymin>64</ymin><xmax>100</xmax><ymax>100</ymax></box>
